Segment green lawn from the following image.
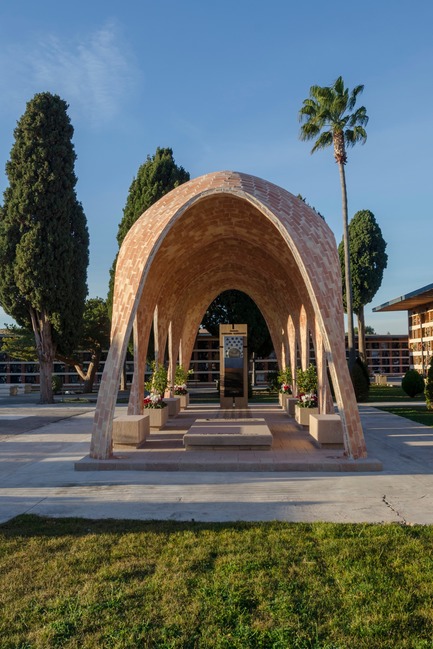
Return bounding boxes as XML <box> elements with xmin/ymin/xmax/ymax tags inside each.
<box><xmin>2</xmin><ymin>515</ymin><xmax>433</xmax><ymax>648</ymax></box>
<box><xmin>378</xmin><ymin>406</ymin><xmax>433</xmax><ymax>427</ymax></box>
<box><xmin>367</xmin><ymin>384</ymin><xmax>424</xmax><ymax>402</ymax></box>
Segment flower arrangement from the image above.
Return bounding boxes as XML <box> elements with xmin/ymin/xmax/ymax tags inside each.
<box><xmin>144</xmin><ymin>362</ymin><xmax>168</xmax><ymax>408</ymax></box>
<box><xmin>173</xmin><ymin>365</ymin><xmax>192</xmax><ymax>394</ymax></box>
<box><xmin>278</xmin><ymin>367</ymin><xmax>292</xmax><ymax>394</ymax></box>
<box><xmin>174</xmin><ymin>383</ymin><xmax>188</xmax><ymax>395</ymax></box>
<box><xmin>296</xmin><ymin>392</ymin><xmax>318</xmax><ymax>408</ymax></box>
<box><xmin>143</xmin><ymin>392</ymin><xmax>167</xmax><ymax>409</ymax></box>
<box><xmin>296</xmin><ymin>364</ymin><xmax>318</xmax><ymax>408</ymax></box>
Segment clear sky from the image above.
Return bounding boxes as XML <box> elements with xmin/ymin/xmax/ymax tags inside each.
<box><xmin>0</xmin><ymin>0</ymin><xmax>432</xmax><ymax>334</ymax></box>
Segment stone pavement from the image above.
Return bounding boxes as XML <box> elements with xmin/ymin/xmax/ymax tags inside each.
<box><xmin>0</xmin><ymin>395</ymin><xmax>433</xmax><ymax>525</ymax></box>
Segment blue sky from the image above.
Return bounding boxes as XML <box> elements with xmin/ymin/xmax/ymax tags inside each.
<box><xmin>0</xmin><ymin>0</ymin><xmax>432</xmax><ymax>334</ymax></box>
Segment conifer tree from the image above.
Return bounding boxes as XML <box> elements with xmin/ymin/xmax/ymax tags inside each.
<box><xmin>107</xmin><ymin>147</ymin><xmax>189</xmax><ymax>314</ymax></box>
<box><xmin>338</xmin><ymin>210</ymin><xmax>387</xmax><ymax>360</ymax></box>
<box><xmin>0</xmin><ymin>92</ymin><xmax>89</xmax><ymax>403</ymax></box>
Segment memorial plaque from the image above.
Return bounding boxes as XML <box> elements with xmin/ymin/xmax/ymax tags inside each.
<box><xmin>219</xmin><ymin>324</ymin><xmax>248</xmax><ymax>408</ymax></box>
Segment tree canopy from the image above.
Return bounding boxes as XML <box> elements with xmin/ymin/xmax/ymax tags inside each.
<box><xmin>108</xmin><ymin>147</ymin><xmax>190</xmax><ymax>314</ymax></box>
<box><xmin>339</xmin><ymin>210</ymin><xmax>388</xmax><ymax>314</ymax></box>
<box><xmin>0</xmin><ymin>92</ymin><xmax>89</xmax><ymax>402</ymax></box>
<box><xmin>202</xmin><ymin>290</ymin><xmax>273</xmax><ymax>358</ymax></box>
<box><xmin>339</xmin><ymin>209</ymin><xmax>387</xmax><ymax>360</ymax></box>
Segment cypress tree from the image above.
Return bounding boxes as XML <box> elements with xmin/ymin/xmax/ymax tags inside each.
<box><xmin>107</xmin><ymin>147</ymin><xmax>190</xmax><ymax>315</ymax></box>
<box><xmin>338</xmin><ymin>210</ymin><xmax>388</xmax><ymax>360</ymax></box>
<box><xmin>0</xmin><ymin>92</ymin><xmax>89</xmax><ymax>403</ymax></box>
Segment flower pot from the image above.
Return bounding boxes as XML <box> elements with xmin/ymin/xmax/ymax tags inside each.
<box><xmin>285</xmin><ymin>397</ymin><xmax>298</xmax><ymax>417</ymax></box>
<box><xmin>295</xmin><ymin>404</ymin><xmax>319</xmax><ymax>426</ymax></box>
<box><xmin>279</xmin><ymin>392</ymin><xmax>291</xmax><ymax>409</ymax></box>
<box><xmin>146</xmin><ymin>406</ymin><xmax>168</xmax><ymax>429</ymax></box>
<box><xmin>178</xmin><ymin>392</ymin><xmax>189</xmax><ymax>409</ymax></box>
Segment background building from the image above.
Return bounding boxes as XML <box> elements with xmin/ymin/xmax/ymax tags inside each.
<box><xmin>0</xmin><ymin>328</ymin><xmax>410</xmax><ymax>390</ymax></box>
<box><xmin>374</xmin><ymin>282</ymin><xmax>433</xmax><ymax>375</ymax></box>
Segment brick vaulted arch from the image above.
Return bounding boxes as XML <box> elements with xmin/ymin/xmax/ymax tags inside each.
<box><xmin>90</xmin><ymin>171</ymin><xmax>367</xmax><ymax>460</ymax></box>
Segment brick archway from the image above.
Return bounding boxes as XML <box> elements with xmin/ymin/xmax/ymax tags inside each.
<box><xmin>90</xmin><ymin>171</ymin><xmax>367</xmax><ymax>460</ymax></box>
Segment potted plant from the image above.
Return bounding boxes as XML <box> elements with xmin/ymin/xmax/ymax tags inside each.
<box><xmin>277</xmin><ymin>366</ymin><xmax>292</xmax><ymax>408</ymax></box>
<box><xmin>295</xmin><ymin>364</ymin><xmax>319</xmax><ymax>425</ymax></box>
<box><xmin>173</xmin><ymin>364</ymin><xmax>192</xmax><ymax>408</ymax></box>
<box><xmin>144</xmin><ymin>363</ymin><xmax>168</xmax><ymax>428</ymax></box>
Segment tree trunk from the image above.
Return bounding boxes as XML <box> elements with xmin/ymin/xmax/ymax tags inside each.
<box><xmin>357</xmin><ymin>307</ymin><xmax>366</xmax><ymax>362</ymax></box>
<box><xmin>338</xmin><ymin>162</ymin><xmax>356</xmax><ymax>370</ymax></box>
<box><xmin>83</xmin><ymin>352</ymin><xmax>100</xmax><ymax>393</ymax></box>
<box><xmin>55</xmin><ymin>350</ymin><xmax>100</xmax><ymax>393</ymax></box>
<box><xmin>30</xmin><ymin>308</ymin><xmax>55</xmax><ymax>404</ymax></box>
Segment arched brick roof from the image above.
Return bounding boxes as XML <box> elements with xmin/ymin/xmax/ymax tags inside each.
<box><xmin>90</xmin><ymin>171</ymin><xmax>366</xmax><ymax>460</ymax></box>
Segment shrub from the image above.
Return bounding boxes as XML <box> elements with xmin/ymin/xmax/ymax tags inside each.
<box><xmin>51</xmin><ymin>375</ymin><xmax>62</xmax><ymax>394</ymax></box>
<box><xmin>145</xmin><ymin>362</ymin><xmax>168</xmax><ymax>399</ymax></box>
<box><xmin>425</xmin><ymin>358</ymin><xmax>433</xmax><ymax>410</ymax></box>
<box><xmin>296</xmin><ymin>364</ymin><xmax>318</xmax><ymax>394</ymax></box>
<box><xmin>402</xmin><ymin>369</ymin><xmax>425</xmax><ymax>398</ymax></box>
<box><xmin>277</xmin><ymin>366</ymin><xmax>292</xmax><ymax>393</ymax></box>
<box><xmin>350</xmin><ymin>357</ymin><xmax>370</xmax><ymax>402</ymax></box>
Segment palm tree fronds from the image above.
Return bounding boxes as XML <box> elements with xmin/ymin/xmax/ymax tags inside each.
<box><xmin>311</xmin><ymin>131</ymin><xmax>333</xmax><ymax>152</ymax></box>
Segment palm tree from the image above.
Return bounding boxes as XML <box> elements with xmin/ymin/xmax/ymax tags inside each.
<box><xmin>298</xmin><ymin>76</ymin><xmax>368</xmax><ymax>369</ymax></box>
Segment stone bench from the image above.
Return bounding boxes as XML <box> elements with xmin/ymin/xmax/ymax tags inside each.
<box><xmin>184</xmin><ymin>418</ymin><xmax>273</xmax><ymax>450</ymax></box>
<box><xmin>309</xmin><ymin>414</ymin><xmax>344</xmax><ymax>448</ymax></box>
<box><xmin>112</xmin><ymin>414</ymin><xmax>150</xmax><ymax>447</ymax></box>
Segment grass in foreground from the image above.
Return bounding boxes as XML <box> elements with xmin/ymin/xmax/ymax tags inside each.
<box><xmin>378</xmin><ymin>405</ymin><xmax>433</xmax><ymax>427</ymax></box>
<box><xmin>1</xmin><ymin>516</ymin><xmax>433</xmax><ymax>648</ymax></box>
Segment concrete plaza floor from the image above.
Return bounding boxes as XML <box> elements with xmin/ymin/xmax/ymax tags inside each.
<box><xmin>1</xmin><ymin>393</ymin><xmax>433</xmax><ymax>525</ymax></box>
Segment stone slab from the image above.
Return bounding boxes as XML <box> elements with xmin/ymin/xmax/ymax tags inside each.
<box><xmin>309</xmin><ymin>414</ymin><xmax>344</xmax><ymax>448</ymax></box>
<box><xmin>112</xmin><ymin>414</ymin><xmax>149</xmax><ymax>447</ymax></box>
<box><xmin>183</xmin><ymin>418</ymin><xmax>273</xmax><ymax>450</ymax></box>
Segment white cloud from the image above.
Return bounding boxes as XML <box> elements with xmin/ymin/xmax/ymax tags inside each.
<box><xmin>1</xmin><ymin>21</ymin><xmax>140</xmax><ymax>128</ymax></box>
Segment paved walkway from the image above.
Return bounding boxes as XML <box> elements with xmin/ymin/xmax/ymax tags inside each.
<box><xmin>1</xmin><ymin>395</ymin><xmax>433</xmax><ymax>525</ymax></box>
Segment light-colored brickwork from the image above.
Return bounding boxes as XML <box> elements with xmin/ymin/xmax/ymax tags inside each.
<box><xmin>89</xmin><ymin>171</ymin><xmax>367</xmax><ymax>460</ymax></box>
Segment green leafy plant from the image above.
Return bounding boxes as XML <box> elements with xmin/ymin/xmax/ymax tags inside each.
<box><xmin>277</xmin><ymin>366</ymin><xmax>292</xmax><ymax>394</ymax></box>
<box><xmin>425</xmin><ymin>358</ymin><xmax>433</xmax><ymax>410</ymax></box>
<box><xmin>402</xmin><ymin>369</ymin><xmax>425</xmax><ymax>398</ymax></box>
<box><xmin>174</xmin><ymin>365</ymin><xmax>192</xmax><ymax>394</ymax></box>
<box><xmin>51</xmin><ymin>375</ymin><xmax>62</xmax><ymax>395</ymax></box>
<box><xmin>350</xmin><ymin>357</ymin><xmax>370</xmax><ymax>402</ymax></box>
<box><xmin>296</xmin><ymin>364</ymin><xmax>318</xmax><ymax>407</ymax></box>
<box><xmin>144</xmin><ymin>362</ymin><xmax>168</xmax><ymax>408</ymax></box>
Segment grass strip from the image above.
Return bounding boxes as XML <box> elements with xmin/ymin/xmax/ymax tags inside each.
<box><xmin>1</xmin><ymin>515</ymin><xmax>433</xmax><ymax>648</ymax></box>
<box><xmin>377</xmin><ymin>406</ymin><xmax>433</xmax><ymax>427</ymax></box>
<box><xmin>367</xmin><ymin>384</ymin><xmax>424</xmax><ymax>403</ymax></box>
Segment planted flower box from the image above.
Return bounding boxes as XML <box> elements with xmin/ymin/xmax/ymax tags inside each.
<box><xmin>146</xmin><ymin>406</ymin><xmax>168</xmax><ymax>429</ymax></box>
<box><xmin>295</xmin><ymin>404</ymin><xmax>319</xmax><ymax>426</ymax></box>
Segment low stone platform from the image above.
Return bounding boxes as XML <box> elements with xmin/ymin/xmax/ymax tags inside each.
<box><xmin>112</xmin><ymin>414</ymin><xmax>149</xmax><ymax>448</ymax></box>
<box><xmin>309</xmin><ymin>414</ymin><xmax>344</xmax><ymax>448</ymax></box>
<box><xmin>183</xmin><ymin>418</ymin><xmax>273</xmax><ymax>450</ymax></box>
